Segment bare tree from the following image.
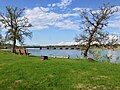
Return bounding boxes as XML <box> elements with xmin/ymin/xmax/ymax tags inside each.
<box><xmin>75</xmin><ymin>4</ymin><xmax>118</xmax><ymax>58</ymax></box>
<box><xmin>0</xmin><ymin>6</ymin><xmax>32</xmax><ymax>53</ymax></box>
<box><xmin>0</xmin><ymin>29</ymin><xmax>4</xmax><ymax>45</ymax></box>
<box><xmin>0</xmin><ymin>31</ymin><xmax>2</xmax><ymax>45</ymax></box>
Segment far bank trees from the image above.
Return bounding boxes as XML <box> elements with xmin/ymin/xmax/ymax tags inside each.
<box><xmin>75</xmin><ymin>4</ymin><xmax>118</xmax><ymax>57</ymax></box>
<box><xmin>0</xmin><ymin>7</ymin><xmax>32</xmax><ymax>53</ymax></box>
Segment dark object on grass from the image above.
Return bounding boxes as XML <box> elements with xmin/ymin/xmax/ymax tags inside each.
<box><xmin>41</xmin><ymin>56</ymin><xmax>48</xmax><ymax>60</ymax></box>
<box><xmin>68</xmin><ymin>55</ymin><xmax>70</xmax><ymax>59</ymax></box>
<box><xmin>88</xmin><ymin>58</ymin><xmax>95</xmax><ymax>62</ymax></box>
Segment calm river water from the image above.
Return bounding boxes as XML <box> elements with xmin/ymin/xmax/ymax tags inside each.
<box><xmin>27</xmin><ymin>48</ymin><xmax>120</xmax><ymax>63</ymax></box>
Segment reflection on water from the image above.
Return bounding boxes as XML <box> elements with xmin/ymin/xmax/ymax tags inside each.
<box><xmin>27</xmin><ymin>48</ymin><xmax>120</xmax><ymax>63</ymax></box>
<box><xmin>100</xmin><ymin>50</ymin><xmax>120</xmax><ymax>63</ymax></box>
<box><xmin>27</xmin><ymin>49</ymin><xmax>82</xmax><ymax>58</ymax></box>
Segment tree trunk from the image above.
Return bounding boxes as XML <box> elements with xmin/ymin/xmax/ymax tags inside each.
<box><xmin>12</xmin><ymin>37</ymin><xmax>16</xmax><ymax>53</ymax></box>
<box><xmin>84</xmin><ymin>43</ymin><xmax>91</xmax><ymax>57</ymax></box>
<box><xmin>84</xmin><ymin>28</ymin><xmax>96</xmax><ymax>57</ymax></box>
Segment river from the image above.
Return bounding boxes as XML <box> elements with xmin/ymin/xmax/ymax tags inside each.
<box><xmin>27</xmin><ymin>48</ymin><xmax>120</xmax><ymax>63</ymax></box>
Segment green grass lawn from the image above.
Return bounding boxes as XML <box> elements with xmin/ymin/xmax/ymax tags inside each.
<box><xmin>0</xmin><ymin>51</ymin><xmax>120</xmax><ymax>90</ymax></box>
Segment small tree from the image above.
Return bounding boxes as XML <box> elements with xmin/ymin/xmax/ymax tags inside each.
<box><xmin>75</xmin><ymin>4</ymin><xmax>118</xmax><ymax>57</ymax></box>
<box><xmin>0</xmin><ymin>6</ymin><xmax>32</xmax><ymax>53</ymax></box>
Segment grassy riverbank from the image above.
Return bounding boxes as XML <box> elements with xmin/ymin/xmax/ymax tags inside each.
<box><xmin>0</xmin><ymin>51</ymin><xmax>120</xmax><ymax>90</ymax></box>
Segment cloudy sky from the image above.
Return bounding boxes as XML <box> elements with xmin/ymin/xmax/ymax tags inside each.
<box><xmin>0</xmin><ymin>0</ymin><xmax>120</xmax><ymax>45</ymax></box>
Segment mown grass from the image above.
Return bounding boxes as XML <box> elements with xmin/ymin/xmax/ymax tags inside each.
<box><xmin>0</xmin><ymin>51</ymin><xmax>120</xmax><ymax>90</ymax></box>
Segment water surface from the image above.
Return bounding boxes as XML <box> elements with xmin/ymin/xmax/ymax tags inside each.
<box><xmin>27</xmin><ymin>48</ymin><xmax>120</xmax><ymax>63</ymax></box>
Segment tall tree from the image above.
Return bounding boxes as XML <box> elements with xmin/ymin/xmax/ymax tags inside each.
<box><xmin>75</xmin><ymin>4</ymin><xmax>118</xmax><ymax>57</ymax></box>
<box><xmin>0</xmin><ymin>6</ymin><xmax>32</xmax><ymax>53</ymax></box>
<box><xmin>0</xmin><ymin>28</ymin><xmax>4</xmax><ymax>45</ymax></box>
<box><xmin>0</xmin><ymin>30</ymin><xmax>2</xmax><ymax>45</ymax></box>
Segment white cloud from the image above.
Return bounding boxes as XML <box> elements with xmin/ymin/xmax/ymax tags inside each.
<box><xmin>25</xmin><ymin>7</ymin><xmax>79</xmax><ymax>30</ymax></box>
<box><xmin>57</xmin><ymin>0</ymin><xmax>73</xmax><ymax>9</ymax></box>
<box><xmin>103</xmin><ymin>34</ymin><xmax>120</xmax><ymax>44</ymax></box>
<box><xmin>108</xmin><ymin>34</ymin><xmax>118</xmax><ymax>40</ymax></box>
<box><xmin>73</xmin><ymin>6</ymin><xmax>120</xmax><ymax>31</ymax></box>
<box><xmin>106</xmin><ymin>6</ymin><xmax>120</xmax><ymax>29</ymax></box>
<box><xmin>108</xmin><ymin>13</ymin><xmax>120</xmax><ymax>29</ymax></box>
<box><xmin>55</xmin><ymin>20</ymin><xmax>79</xmax><ymax>30</ymax></box>
<box><xmin>48</xmin><ymin>0</ymin><xmax>73</xmax><ymax>9</ymax></box>
<box><xmin>52</xmin><ymin>3</ymin><xmax>56</xmax><ymax>7</ymax></box>
<box><xmin>73</xmin><ymin>7</ymin><xmax>91</xmax><ymax>12</ymax></box>
<box><xmin>108</xmin><ymin>20</ymin><xmax>120</xmax><ymax>29</ymax></box>
<box><xmin>25</xmin><ymin>7</ymin><xmax>62</xmax><ymax>30</ymax></box>
<box><xmin>47</xmin><ymin>4</ymin><xmax>51</xmax><ymax>7</ymax></box>
<box><xmin>73</xmin><ymin>7</ymin><xmax>82</xmax><ymax>11</ymax></box>
<box><xmin>52</xmin><ymin>41</ymin><xmax>79</xmax><ymax>46</ymax></box>
<box><xmin>97</xmin><ymin>6</ymin><xmax>120</xmax><ymax>30</ymax></box>
<box><xmin>0</xmin><ymin>22</ymin><xmax>4</xmax><ymax>29</ymax></box>
<box><xmin>54</xmin><ymin>34</ymin><xmax>120</xmax><ymax>46</ymax></box>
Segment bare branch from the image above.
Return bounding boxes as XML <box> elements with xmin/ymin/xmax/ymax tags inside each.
<box><xmin>75</xmin><ymin>3</ymin><xmax>118</xmax><ymax>57</ymax></box>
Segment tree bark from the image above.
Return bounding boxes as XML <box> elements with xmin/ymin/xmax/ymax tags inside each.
<box><xmin>83</xmin><ymin>28</ymin><xmax>96</xmax><ymax>57</ymax></box>
<box><xmin>12</xmin><ymin>37</ymin><xmax>16</xmax><ymax>53</ymax></box>
<box><xmin>84</xmin><ymin>44</ymin><xmax>90</xmax><ymax>57</ymax></box>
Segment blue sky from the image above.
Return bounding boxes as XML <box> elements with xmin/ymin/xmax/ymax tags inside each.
<box><xmin>0</xmin><ymin>0</ymin><xmax>120</xmax><ymax>45</ymax></box>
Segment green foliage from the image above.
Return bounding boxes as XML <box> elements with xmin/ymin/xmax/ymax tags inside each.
<box><xmin>0</xmin><ymin>51</ymin><xmax>120</xmax><ymax>89</ymax></box>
